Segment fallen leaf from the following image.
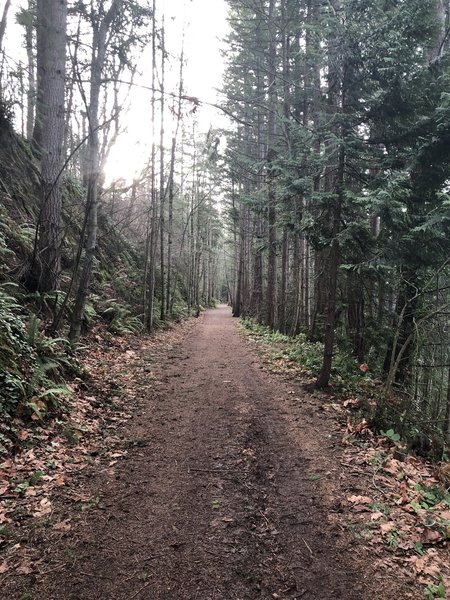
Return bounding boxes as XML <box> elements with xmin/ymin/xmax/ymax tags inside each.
<box><xmin>380</xmin><ymin>522</ymin><xmax>396</xmax><ymax>534</ymax></box>
<box><xmin>395</xmin><ymin>481</ymin><xmax>409</xmax><ymax>505</ymax></box>
<box><xmin>420</xmin><ymin>528</ymin><xmax>442</xmax><ymax>544</ymax></box>
<box><xmin>348</xmin><ymin>495</ymin><xmax>372</xmax><ymax>505</ymax></box>
<box><xmin>370</xmin><ymin>511</ymin><xmax>384</xmax><ymax>521</ymax></box>
<box><xmin>0</xmin><ymin>561</ymin><xmax>8</xmax><ymax>574</ymax></box>
<box><xmin>410</xmin><ymin>551</ymin><xmax>441</xmax><ymax>578</ymax></box>
<box><xmin>53</xmin><ymin>520</ymin><xmax>72</xmax><ymax>532</ymax></box>
<box><xmin>16</xmin><ymin>563</ymin><xmax>33</xmax><ymax>575</ymax></box>
<box><xmin>32</xmin><ymin>497</ymin><xmax>52</xmax><ymax>518</ymax></box>
<box><xmin>344</xmin><ymin>398</ymin><xmax>360</xmax><ymax>409</ymax></box>
<box><xmin>383</xmin><ymin>459</ymin><xmax>401</xmax><ymax>476</ymax></box>
<box><xmin>53</xmin><ymin>474</ymin><xmax>66</xmax><ymax>487</ymax></box>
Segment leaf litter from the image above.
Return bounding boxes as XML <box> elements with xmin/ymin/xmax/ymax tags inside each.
<box><xmin>243</xmin><ymin>325</ymin><xmax>450</xmax><ymax>598</ymax></box>
<box><xmin>1</xmin><ymin>314</ymin><xmax>449</xmax><ymax>598</ymax></box>
<box><xmin>0</xmin><ymin>320</ymin><xmax>195</xmax><ymax>583</ymax></box>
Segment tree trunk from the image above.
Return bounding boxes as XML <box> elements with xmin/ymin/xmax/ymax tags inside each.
<box><xmin>69</xmin><ymin>0</ymin><xmax>122</xmax><ymax>343</ymax></box>
<box><xmin>145</xmin><ymin>0</ymin><xmax>158</xmax><ymax>332</ymax></box>
<box><xmin>266</xmin><ymin>0</ymin><xmax>277</xmax><ymax>329</ymax></box>
<box><xmin>428</xmin><ymin>0</ymin><xmax>450</xmax><ymax>61</ymax></box>
<box><xmin>166</xmin><ymin>135</ymin><xmax>175</xmax><ymax>315</ymax></box>
<box><xmin>233</xmin><ymin>203</ymin><xmax>245</xmax><ymax>318</ymax></box>
<box><xmin>24</xmin><ymin>2</ymin><xmax>36</xmax><ymax>141</ymax></box>
<box><xmin>159</xmin><ymin>19</ymin><xmax>166</xmax><ymax>322</ymax></box>
<box><xmin>316</xmin><ymin>177</ymin><xmax>342</xmax><ymax>388</ymax></box>
<box><xmin>279</xmin><ymin>229</ymin><xmax>288</xmax><ymax>332</ymax></box>
<box><xmin>33</xmin><ymin>0</ymin><xmax>67</xmax><ymax>293</ymax></box>
<box><xmin>0</xmin><ymin>0</ymin><xmax>11</xmax><ymax>53</ymax></box>
<box><xmin>0</xmin><ymin>0</ymin><xmax>11</xmax><ymax>100</ymax></box>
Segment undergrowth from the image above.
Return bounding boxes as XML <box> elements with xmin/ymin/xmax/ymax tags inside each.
<box><xmin>239</xmin><ymin>318</ymin><xmax>449</xmax><ymax>460</ymax></box>
<box><xmin>240</xmin><ymin>318</ymin><xmax>376</xmax><ymax>397</ymax></box>
<box><xmin>0</xmin><ymin>287</ymin><xmax>77</xmax><ymax>455</ymax></box>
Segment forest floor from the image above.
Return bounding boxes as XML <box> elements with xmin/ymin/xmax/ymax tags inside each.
<box><xmin>1</xmin><ymin>305</ymin><xmax>447</xmax><ymax>599</ymax></box>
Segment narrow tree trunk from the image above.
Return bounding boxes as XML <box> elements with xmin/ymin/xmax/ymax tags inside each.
<box><xmin>266</xmin><ymin>0</ymin><xmax>277</xmax><ymax>329</ymax></box>
<box><xmin>145</xmin><ymin>0</ymin><xmax>157</xmax><ymax>332</ymax></box>
<box><xmin>166</xmin><ymin>135</ymin><xmax>175</xmax><ymax>315</ymax></box>
<box><xmin>0</xmin><ymin>0</ymin><xmax>11</xmax><ymax>54</ymax></box>
<box><xmin>279</xmin><ymin>229</ymin><xmax>288</xmax><ymax>332</ymax></box>
<box><xmin>428</xmin><ymin>0</ymin><xmax>450</xmax><ymax>61</ymax></box>
<box><xmin>233</xmin><ymin>203</ymin><xmax>245</xmax><ymax>318</ymax></box>
<box><xmin>446</xmin><ymin>366</ymin><xmax>450</xmax><ymax>439</ymax></box>
<box><xmin>316</xmin><ymin>179</ymin><xmax>342</xmax><ymax>388</ymax></box>
<box><xmin>159</xmin><ymin>19</ymin><xmax>166</xmax><ymax>322</ymax></box>
<box><xmin>64</xmin><ymin>14</ymin><xmax>81</xmax><ymax>155</ymax></box>
<box><xmin>24</xmin><ymin>2</ymin><xmax>36</xmax><ymax>141</ymax></box>
<box><xmin>69</xmin><ymin>0</ymin><xmax>122</xmax><ymax>343</ymax></box>
<box><xmin>291</xmin><ymin>232</ymin><xmax>301</xmax><ymax>336</ymax></box>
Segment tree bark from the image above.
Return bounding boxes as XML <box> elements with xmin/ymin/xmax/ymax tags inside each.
<box><xmin>145</xmin><ymin>0</ymin><xmax>158</xmax><ymax>332</ymax></box>
<box><xmin>266</xmin><ymin>0</ymin><xmax>277</xmax><ymax>329</ymax></box>
<box><xmin>316</xmin><ymin>0</ymin><xmax>344</xmax><ymax>388</ymax></box>
<box><xmin>33</xmin><ymin>0</ymin><xmax>67</xmax><ymax>293</ymax></box>
<box><xmin>159</xmin><ymin>19</ymin><xmax>166</xmax><ymax>322</ymax></box>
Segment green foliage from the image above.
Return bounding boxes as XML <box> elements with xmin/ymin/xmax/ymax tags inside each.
<box><xmin>241</xmin><ymin>319</ymin><xmax>291</xmax><ymax>344</ymax></box>
<box><xmin>0</xmin><ymin>288</ymin><xmax>33</xmax><ymax>418</ymax></box>
<box><xmin>240</xmin><ymin>318</ymin><xmax>374</xmax><ymax>398</ymax></box>
<box><xmin>98</xmin><ymin>298</ymin><xmax>142</xmax><ymax>334</ymax></box>
<box><xmin>425</xmin><ymin>582</ymin><xmax>446</xmax><ymax>600</ymax></box>
<box><xmin>0</xmin><ymin>287</ymin><xmax>74</xmax><ymax>452</ymax></box>
<box><xmin>411</xmin><ymin>483</ymin><xmax>450</xmax><ymax>511</ymax></box>
<box><xmin>380</xmin><ymin>429</ymin><xmax>401</xmax><ymax>443</ymax></box>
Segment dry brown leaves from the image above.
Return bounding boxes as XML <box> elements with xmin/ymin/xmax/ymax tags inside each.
<box><xmin>0</xmin><ymin>321</ymin><xmax>194</xmax><ymax>580</ymax></box>
<box><xmin>340</xmin><ymin>434</ymin><xmax>450</xmax><ymax>594</ymax></box>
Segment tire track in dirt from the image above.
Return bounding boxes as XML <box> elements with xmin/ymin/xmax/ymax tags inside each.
<box><xmin>4</xmin><ymin>305</ymin><xmax>419</xmax><ymax>599</ymax></box>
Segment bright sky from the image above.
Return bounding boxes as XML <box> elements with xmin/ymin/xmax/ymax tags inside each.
<box><xmin>104</xmin><ymin>0</ymin><xmax>231</xmax><ymax>183</ymax></box>
<box><xmin>2</xmin><ymin>0</ymin><xmax>230</xmax><ymax>184</ymax></box>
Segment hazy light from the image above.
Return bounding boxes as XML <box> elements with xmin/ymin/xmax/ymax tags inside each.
<box><xmin>2</xmin><ymin>0</ymin><xmax>230</xmax><ymax>185</ymax></box>
<box><xmin>104</xmin><ymin>0</ymin><xmax>230</xmax><ymax>184</ymax></box>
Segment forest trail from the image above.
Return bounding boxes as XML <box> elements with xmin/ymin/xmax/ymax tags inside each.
<box><xmin>6</xmin><ymin>306</ymin><xmax>419</xmax><ymax>600</ymax></box>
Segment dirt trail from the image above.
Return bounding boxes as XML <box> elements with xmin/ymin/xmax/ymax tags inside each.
<box><xmin>7</xmin><ymin>306</ymin><xmax>417</xmax><ymax>599</ymax></box>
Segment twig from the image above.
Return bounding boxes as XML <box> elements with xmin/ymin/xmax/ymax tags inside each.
<box><xmin>188</xmin><ymin>468</ymin><xmax>229</xmax><ymax>473</ymax></box>
<box><xmin>143</xmin><ymin>554</ymin><xmax>165</xmax><ymax>561</ymax></box>
<box><xmin>38</xmin><ymin>564</ymin><xmax>66</xmax><ymax>576</ymax></box>
<box><xmin>371</xmin><ymin>466</ymin><xmax>392</xmax><ymax>497</ymax></box>
<box><xmin>302</xmin><ymin>538</ymin><xmax>314</xmax><ymax>558</ymax></box>
<box><xmin>340</xmin><ymin>462</ymin><xmax>365</xmax><ymax>471</ymax></box>
<box><xmin>129</xmin><ymin>580</ymin><xmax>153</xmax><ymax>599</ymax></box>
<box><xmin>123</xmin><ymin>570</ymin><xmax>140</xmax><ymax>582</ymax></box>
<box><xmin>258</xmin><ymin>509</ymin><xmax>271</xmax><ymax>527</ymax></box>
<box><xmin>79</xmin><ymin>571</ymin><xmax>113</xmax><ymax>580</ymax></box>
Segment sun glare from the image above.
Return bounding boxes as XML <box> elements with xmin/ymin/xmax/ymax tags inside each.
<box><xmin>103</xmin><ymin>138</ymin><xmax>149</xmax><ymax>186</ymax></box>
